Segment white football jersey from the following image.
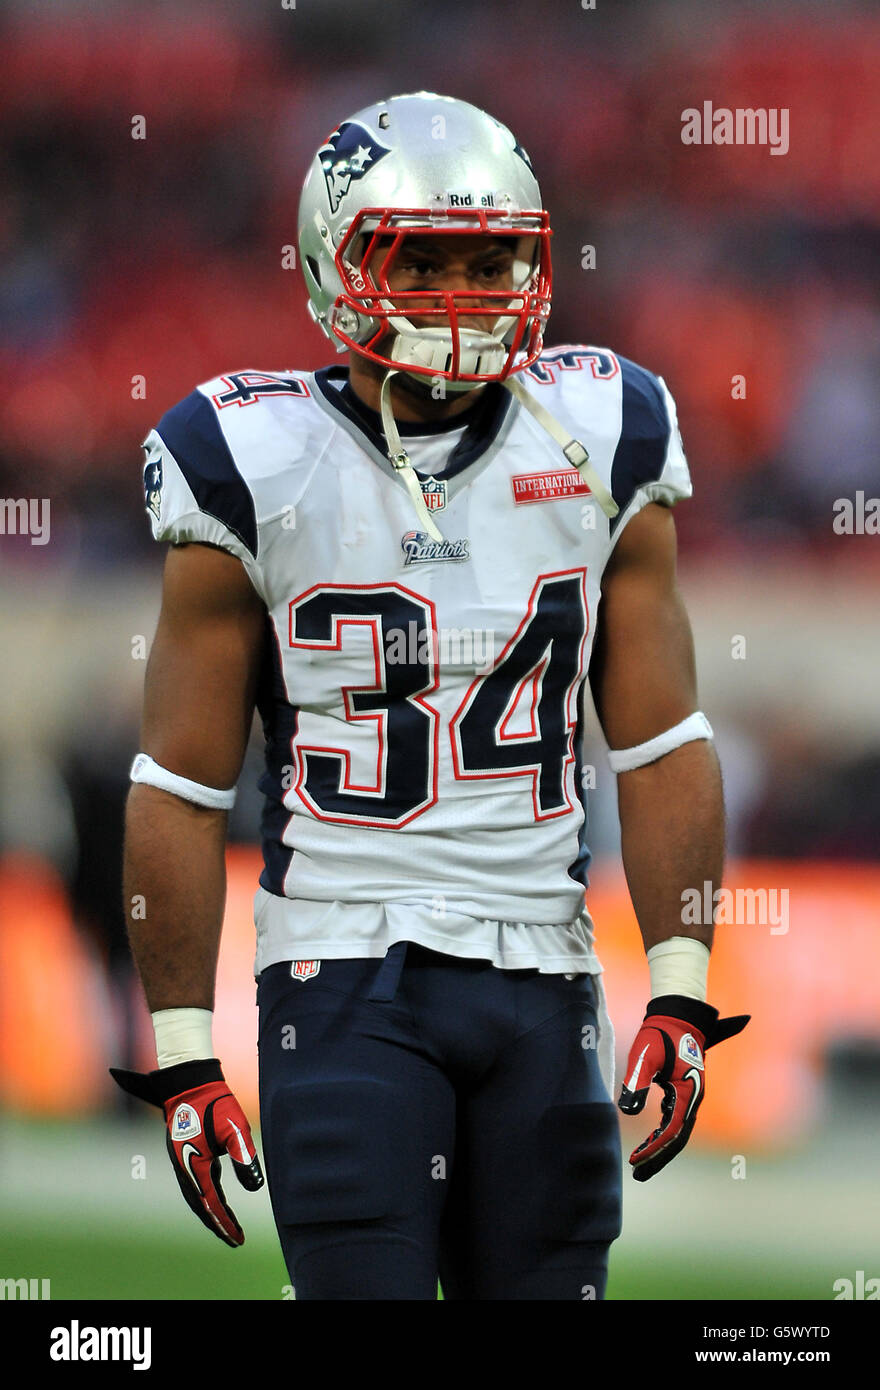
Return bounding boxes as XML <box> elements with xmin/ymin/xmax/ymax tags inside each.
<box><xmin>141</xmin><ymin>345</ymin><xmax>692</xmax><ymax>978</ymax></box>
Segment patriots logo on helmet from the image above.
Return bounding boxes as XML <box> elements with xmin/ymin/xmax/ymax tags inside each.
<box><xmin>319</xmin><ymin>121</ymin><xmax>390</xmax><ymax>215</ymax></box>
<box><xmin>143</xmin><ymin>455</ymin><xmax>163</xmax><ymax>523</ymax></box>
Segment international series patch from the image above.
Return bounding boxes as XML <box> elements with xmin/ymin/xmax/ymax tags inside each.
<box><xmin>511</xmin><ymin>470</ymin><xmax>591</xmax><ymax>504</ymax></box>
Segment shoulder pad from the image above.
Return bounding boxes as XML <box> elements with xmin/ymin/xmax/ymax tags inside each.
<box><xmin>143</xmin><ymin>369</ymin><xmax>330</xmax><ymax>560</ymax></box>
<box><xmin>519</xmin><ymin>345</ymin><xmax>692</xmax><ymax>531</ymax></box>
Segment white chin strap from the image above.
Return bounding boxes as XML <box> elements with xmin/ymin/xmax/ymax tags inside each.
<box><xmin>379</xmin><ymin>368</ymin><xmax>445</xmax><ymax>543</ymax></box>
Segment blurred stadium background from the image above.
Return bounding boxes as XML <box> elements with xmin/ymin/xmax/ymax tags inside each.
<box><xmin>1</xmin><ymin>0</ymin><xmax>878</xmax><ymax>1301</ymax></box>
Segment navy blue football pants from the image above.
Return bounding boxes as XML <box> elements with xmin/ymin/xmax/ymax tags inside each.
<box><xmin>257</xmin><ymin>941</ymin><xmax>622</xmax><ymax>1300</ymax></box>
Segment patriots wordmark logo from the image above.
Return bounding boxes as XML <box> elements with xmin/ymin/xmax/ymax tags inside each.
<box><xmin>171</xmin><ymin>1103</ymin><xmax>201</xmax><ymax>1141</ymax></box>
<box><xmin>420</xmin><ymin>477</ymin><xmax>447</xmax><ymax>511</ymax></box>
<box><xmin>401</xmin><ymin>531</ymin><xmax>470</xmax><ymax>565</ymax></box>
<box><xmin>143</xmin><ymin>456</ymin><xmax>163</xmax><ymax>522</ymax></box>
<box><xmin>679</xmin><ymin>1033</ymin><xmax>704</xmax><ymax>1070</ymax></box>
<box><xmin>320</xmin><ymin>121</ymin><xmax>390</xmax><ymax>215</ymax></box>
<box><xmin>292</xmin><ymin>959</ymin><xmax>321</xmax><ymax>982</ymax></box>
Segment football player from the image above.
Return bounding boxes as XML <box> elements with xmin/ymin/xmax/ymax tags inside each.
<box><xmin>111</xmin><ymin>92</ymin><xmax>748</xmax><ymax>1300</ymax></box>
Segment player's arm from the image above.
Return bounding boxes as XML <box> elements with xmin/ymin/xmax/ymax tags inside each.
<box><xmin>124</xmin><ymin>541</ymin><xmax>264</xmax><ymax>1010</ymax></box>
<box><xmin>589</xmin><ymin>501</ymin><xmax>721</xmax><ymax>957</ymax></box>
<box><xmin>111</xmin><ymin>540</ymin><xmax>268</xmax><ymax>1244</ymax></box>
<box><xmin>589</xmin><ymin>502</ymin><xmax>748</xmax><ymax>1179</ymax></box>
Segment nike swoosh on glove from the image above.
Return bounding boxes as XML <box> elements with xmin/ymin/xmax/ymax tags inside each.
<box><xmin>109</xmin><ymin>1058</ymin><xmax>264</xmax><ymax>1245</ymax></box>
<box><xmin>617</xmin><ymin>996</ymin><xmax>750</xmax><ymax>1182</ymax></box>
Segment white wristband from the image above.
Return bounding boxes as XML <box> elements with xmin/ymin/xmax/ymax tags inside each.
<box><xmin>647</xmin><ymin>936</ymin><xmax>710</xmax><ymax>1002</ymax></box>
<box><xmin>152</xmin><ymin>1008</ymin><xmax>214</xmax><ymax>1068</ymax></box>
<box><xmin>131</xmin><ymin>753</ymin><xmax>237</xmax><ymax>811</ymax></box>
<box><xmin>608</xmin><ymin>712</ymin><xmax>713</xmax><ymax>774</ymax></box>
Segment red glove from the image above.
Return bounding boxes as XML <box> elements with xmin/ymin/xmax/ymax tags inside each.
<box><xmin>617</xmin><ymin>996</ymin><xmax>750</xmax><ymax>1182</ymax></box>
<box><xmin>110</xmin><ymin>1058</ymin><xmax>264</xmax><ymax>1245</ymax></box>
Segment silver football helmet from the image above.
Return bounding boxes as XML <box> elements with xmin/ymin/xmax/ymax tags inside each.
<box><xmin>297</xmin><ymin>91</ymin><xmax>552</xmax><ymax>389</ymax></box>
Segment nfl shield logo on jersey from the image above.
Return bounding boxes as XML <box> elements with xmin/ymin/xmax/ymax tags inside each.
<box><xmin>420</xmin><ymin>477</ymin><xmax>447</xmax><ymax>511</ymax></box>
<box><xmin>291</xmin><ymin>959</ymin><xmax>321</xmax><ymax>982</ymax></box>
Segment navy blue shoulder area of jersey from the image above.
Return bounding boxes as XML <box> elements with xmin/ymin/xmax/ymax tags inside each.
<box><xmin>156</xmin><ymin>390</ymin><xmax>258</xmax><ymax>558</ymax></box>
<box><xmin>609</xmin><ymin>357</ymin><xmax>672</xmax><ymax>533</ymax></box>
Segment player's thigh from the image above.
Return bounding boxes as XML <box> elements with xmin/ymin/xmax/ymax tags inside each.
<box><xmin>440</xmin><ymin>973</ymin><xmax>622</xmax><ymax>1301</ymax></box>
<box><xmin>257</xmin><ymin>958</ymin><xmax>453</xmax><ymax>1299</ymax></box>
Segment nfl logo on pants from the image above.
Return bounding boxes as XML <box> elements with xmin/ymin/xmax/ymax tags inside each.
<box><xmin>291</xmin><ymin>959</ymin><xmax>321</xmax><ymax>981</ymax></box>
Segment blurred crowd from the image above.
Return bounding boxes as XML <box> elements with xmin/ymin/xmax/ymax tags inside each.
<box><xmin>1</xmin><ymin>1</ymin><xmax>878</xmax><ymax>559</ymax></box>
<box><xmin>1</xmin><ymin>1</ymin><xmax>878</xmax><ymax>1019</ymax></box>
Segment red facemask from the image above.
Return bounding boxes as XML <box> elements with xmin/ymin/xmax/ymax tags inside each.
<box><xmin>328</xmin><ymin>207</ymin><xmax>553</xmax><ymax>383</ymax></box>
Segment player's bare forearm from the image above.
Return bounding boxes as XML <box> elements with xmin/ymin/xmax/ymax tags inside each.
<box><xmin>616</xmin><ymin>739</ymin><xmax>724</xmax><ymax>953</ymax></box>
<box><xmin>123</xmin><ymin>542</ymin><xmax>265</xmax><ymax>1014</ymax></box>
<box><xmin>124</xmin><ymin>783</ymin><xmax>229</xmax><ymax>1011</ymax></box>
<box><xmin>590</xmin><ymin>502</ymin><xmax>722</xmax><ymax>952</ymax></box>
